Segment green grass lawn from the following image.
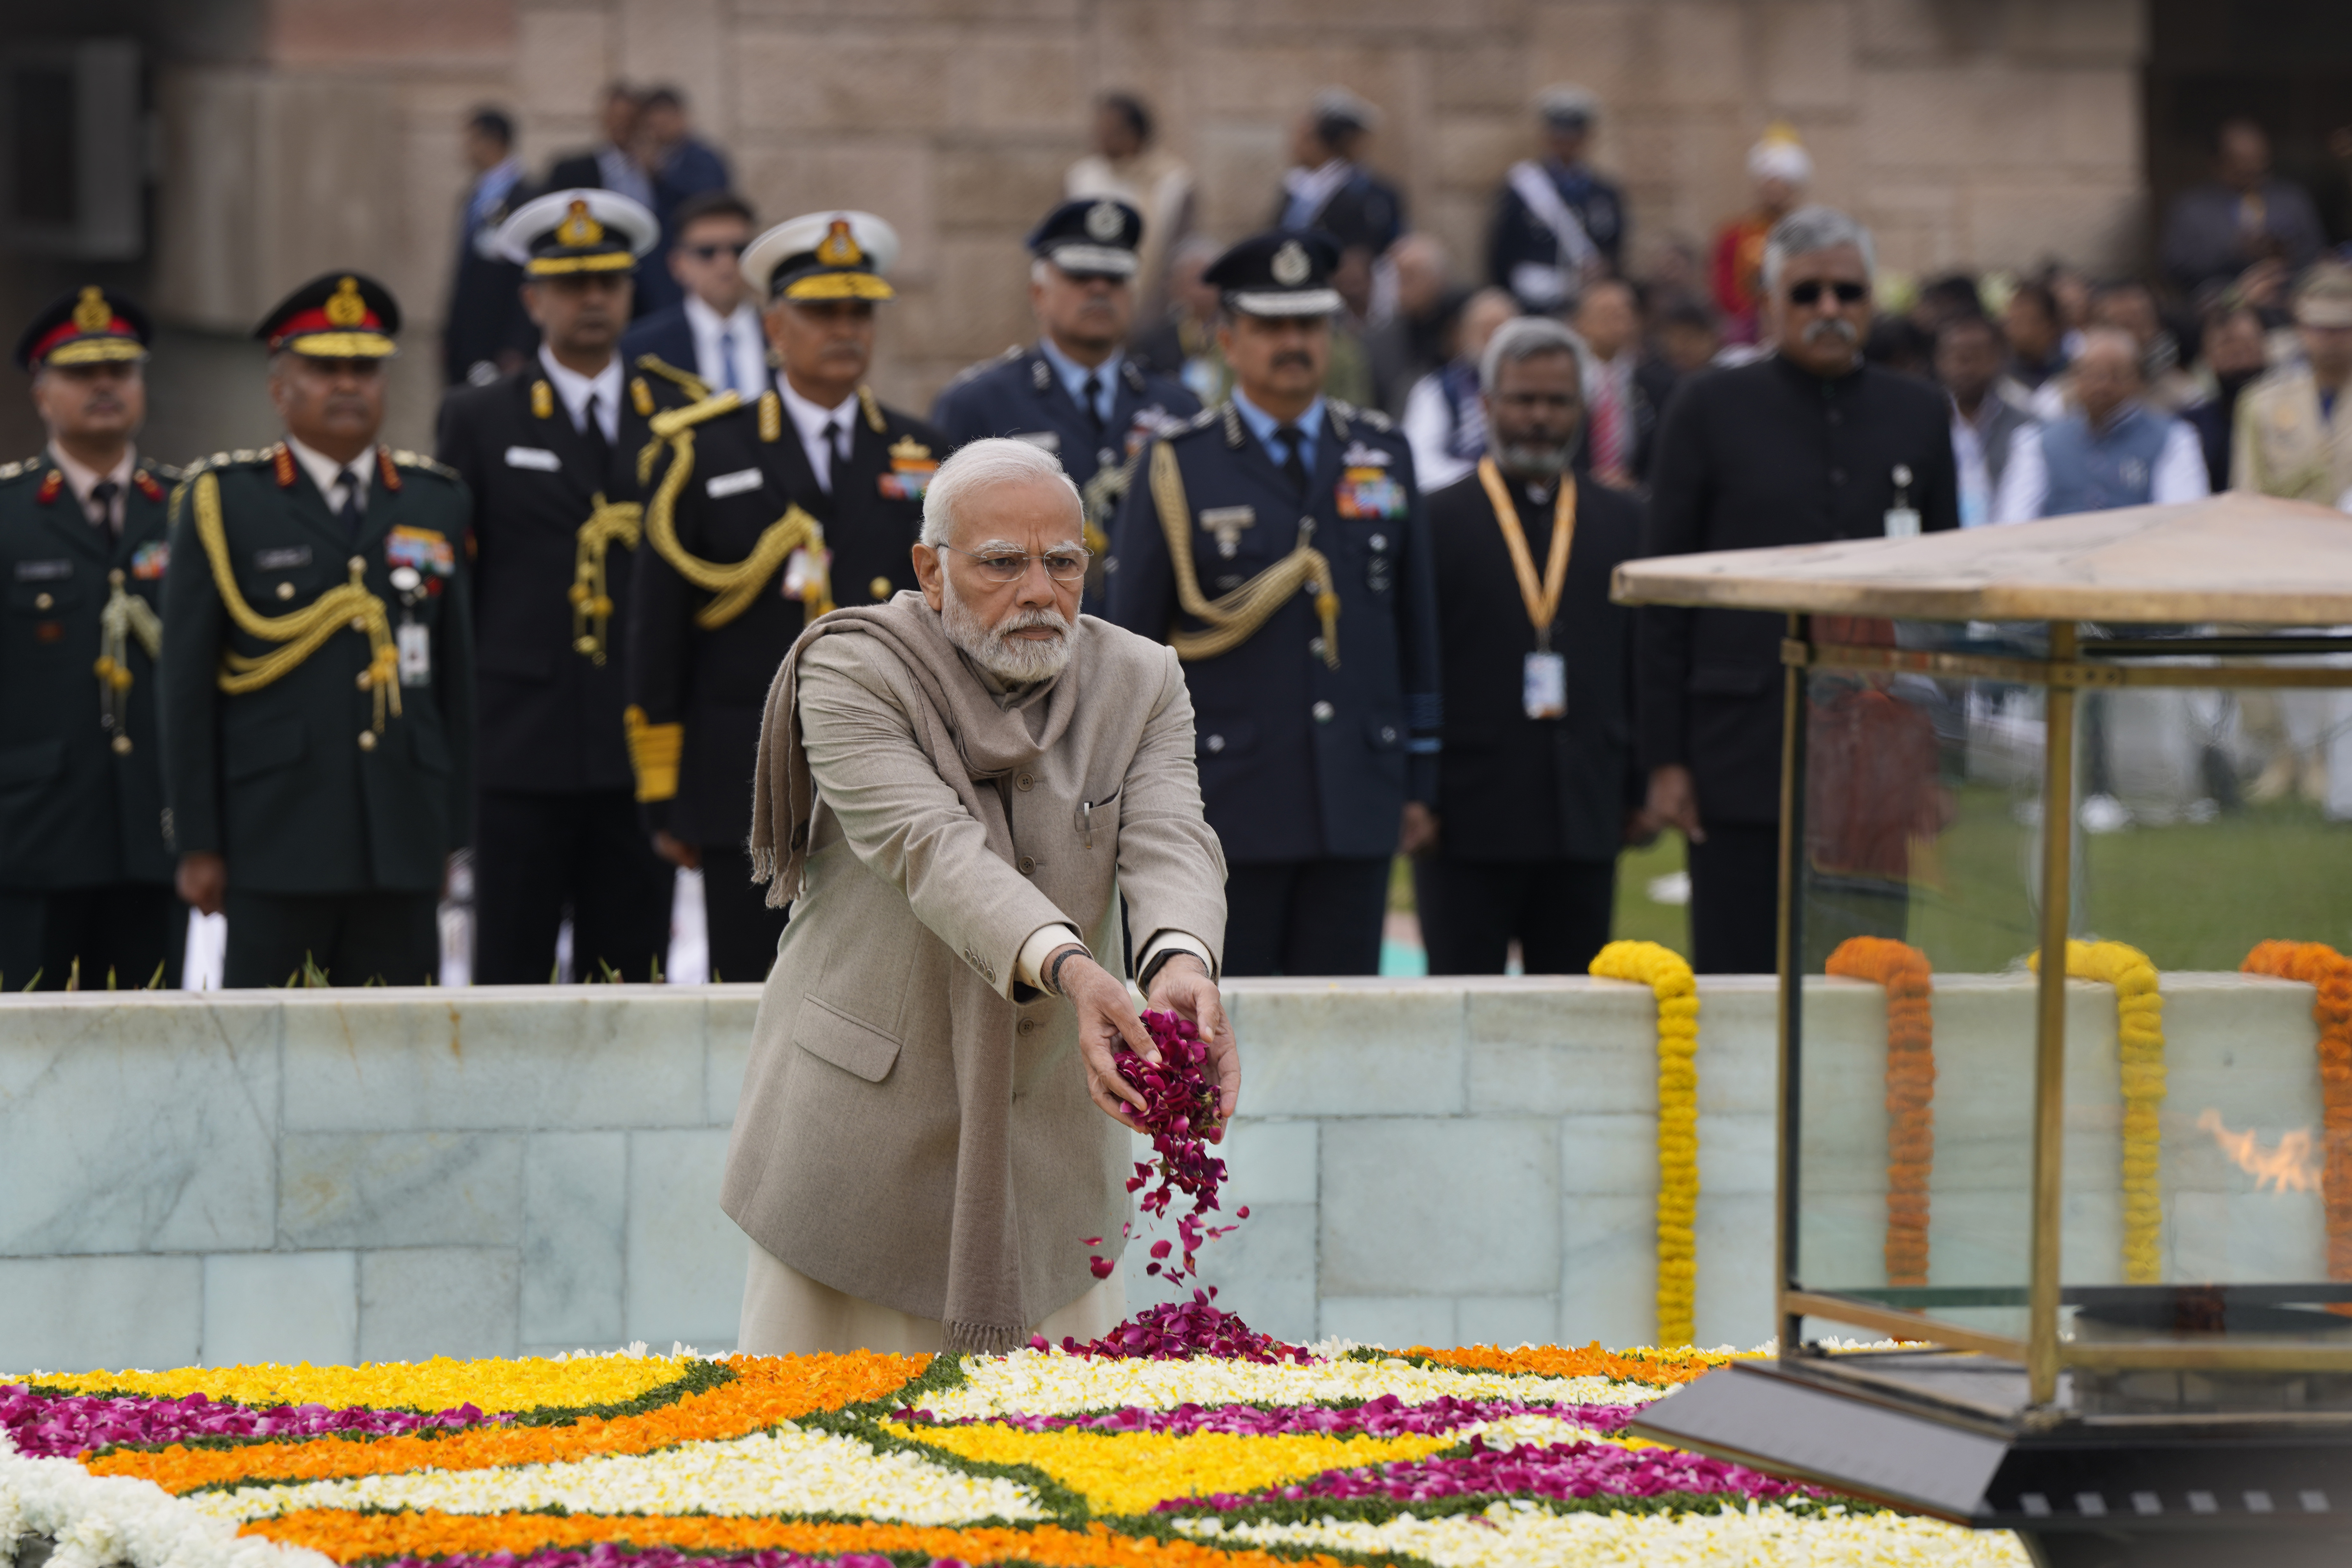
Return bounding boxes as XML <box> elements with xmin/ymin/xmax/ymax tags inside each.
<box><xmin>1589</xmin><ymin>786</ymin><xmax>2352</xmax><ymax>973</ymax></box>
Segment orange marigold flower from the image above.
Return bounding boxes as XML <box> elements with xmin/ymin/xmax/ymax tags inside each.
<box><xmin>1395</xmin><ymin>1342</ymin><xmax>1735</xmax><ymax>1385</ymax></box>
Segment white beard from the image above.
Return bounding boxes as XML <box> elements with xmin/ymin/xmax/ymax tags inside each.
<box><xmin>940</xmin><ymin>578</ymin><xmax>1075</xmax><ymax>684</ymax></box>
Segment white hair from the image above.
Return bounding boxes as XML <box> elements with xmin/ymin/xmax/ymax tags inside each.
<box><xmin>1761</xmin><ymin>205</ymin><xmax>1876</xmax><ymax>296</ymax></box>
<box><xmin>919</xmin><ymin>436</ymin><xmax>1083</xmax><ymax>548</ymax></box>
<box><xmin>1479</xmin><ymin>315</ymin><xmax>1589</xmax><ymax>394</ymax></box>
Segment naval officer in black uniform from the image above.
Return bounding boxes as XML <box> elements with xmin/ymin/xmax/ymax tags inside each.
<box><xmin>160</xmin><ymin>274</ymin><xmax>476</xmax><ymax>987</ymax></box>
<box><xmin>625</xmin><ymin>209</ymin><xmax>942</xmax><ymax>982</ymax></box>
<box><xmin>437</xmin><ymin>188</ymin><xmax>680</xmax><ymax>983</ymax></box>
<box><xmin>1106</xmin><ymin>230</ymin><xmax>1440</xmax><ymax>975</ymax></box>
<box><xmin>0</xmin><ymin>289</ymin><xmax>183</xmax><ymax>988</ymax></box>
<box><xmin>929</xmin><ymin>197</ymin><xmax>1198</xmax><ymax>601</ymax></box>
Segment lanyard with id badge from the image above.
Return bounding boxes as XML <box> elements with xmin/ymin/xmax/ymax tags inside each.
<box><xmin>1884</xmin><ymin>463</ymin><xmax>1921</xmax><ymax>538</ymax></box>
<box><xmin>1476</xmin><ymin>457</ymin><xmax>1576</xmax><ymax>720</ymax></box>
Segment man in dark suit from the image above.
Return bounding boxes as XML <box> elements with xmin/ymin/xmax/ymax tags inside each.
<box><xmin>437</xmin><ymin>188</ymin><xmax>680</xmax><ymax>984</ymax></box>
<box><xmin>442</xmin><ymin>107</ymin><xmax>533</xmax><ymax>386</ymax></box>
<box><xmin>1106</xmin><ymin>231</ymin><xmax>1440</xmax><ymax>976</ymax></box>
<box><xmin>930</xmin><ymin>198</ymin><xmax>1199</xmax><ymax>606</ymax></box>
<box><xmin>160</xmin><ymin>274</ymin><xmax>475</xmax><ymax>987</ymax></box>
<box><xmin>1641</xmin><ymin>207</ymin><xmax>1958</xmax><ymax>974</ymax></box>
<box><xmin>625</xmin><ymin>209</ymin><xmax>942</xmax><ymax>982</ymax></box>
<box><xmin>0</xmin><ymin>288</ymin><xmax>182</xmax><ymax>989</ymax></box>
<box><xmin>544</xmin><ymin>84</ymin><xmax>662</xmax><ymax>322</ymax></box>
<box><xmin>618</xmin><ymin>191</ymin><xmax>762</xmax><ymax>402</ymax></box>
<box><xmin>1415</xmin><ymin>317</ymin><xmax>1644</xmax><ymax>974</ymax></box>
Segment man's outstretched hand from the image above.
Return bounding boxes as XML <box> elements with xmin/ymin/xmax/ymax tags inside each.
<box><xmin>1146</xmin><ymin>954</ymin><xmax>1239</xmax><ymax>1138</ymax></box>
<box><xmin>1053</xmin><ymin>948</ymin><xmax>1157</xmax><ymax>1133</ymax></box>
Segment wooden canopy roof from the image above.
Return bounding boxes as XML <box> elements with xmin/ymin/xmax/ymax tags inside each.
<box><xmin>1611</xmin><ymin>494</ymin><xmax>2352</xmax><ymax>624</ymax></box>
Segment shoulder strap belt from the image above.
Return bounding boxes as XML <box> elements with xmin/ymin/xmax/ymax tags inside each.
<box><xmin>1149</xmin><ymin>441</ymin><xmax>1339</xmax><ymax>667</ymax></box>
<box><xmin>184</xmin><ymin>470</ymin><xmax>401</xmax><ymax>731</ymax></box>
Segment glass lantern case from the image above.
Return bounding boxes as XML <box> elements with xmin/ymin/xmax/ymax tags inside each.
<box><xmin>1616</xmin><ymin>497</ymin><xmax>2352</xmax><ymax>1568</ymax></box>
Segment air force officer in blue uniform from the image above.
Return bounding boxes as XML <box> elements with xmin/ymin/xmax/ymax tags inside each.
<box><xmin>931</xmin><ymin>198</ymin><xmax>1198</xmax><ymax>592</ymax></box>
<box><xmin>1106</xmin><ymin>230</ymin><xmax>1438</xmax><ymax>975</ymax></box>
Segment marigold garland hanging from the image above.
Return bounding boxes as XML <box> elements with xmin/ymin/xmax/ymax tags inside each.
<box><xmin>1825</xmin><ymin>937</ymin><xmax>1935</xmax><ymax>1288</ymax></box>
<box><xmin>2241</xmin><ymin>939</ymin><xmax>2352</xmax><ymax>1288</ymax></box>
<box><xmin>1590</xmin><ymin>939</ymin><xmax>1700</xmax><ymax>1347</ymax></box>
<box><xmin>2031</xmin><ymin>939</ymin><xmax>2166</xmax><ymax>1283</ymax></box>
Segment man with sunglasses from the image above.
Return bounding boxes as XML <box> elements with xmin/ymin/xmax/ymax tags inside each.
<box><xmin>931</xmin><ymin>199</ymin><xmax>1199</xmax><ymax>609</ymax></box>
<box><xmin>620</xmin><ymin>191</ymin><xmax>765</xmax><ymax>403</ymax></box>
<box><xmin>626</xmin><ymin>210</ymin><xmax>942</xmax><ymax>982</ymax></box>
<box><xmin>1639</xmin><ymin>205</ymin><xmax>1956</xmax><ymax>976</ymax></box>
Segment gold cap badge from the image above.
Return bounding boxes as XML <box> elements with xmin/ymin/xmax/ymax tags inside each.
<box><xmin>815</xmin><ymin>219</ymin><xmax>864</xmax><ymax>268</ymax></box>
<box><xmin>556</xmin><ymin>198</ymin><xmax>605</xmax><ymax>248</ymax></box>
<box><xmin>324</xmin><ymin>276</ymin><xmax>367</xmax><ymax>327</ymax></box>
<box><xmin>72</xmin><ymin>287</ymin><xmax>112</xmax><ymax>333</ymax></box>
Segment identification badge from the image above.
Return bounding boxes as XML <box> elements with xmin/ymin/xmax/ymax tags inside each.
<box><xmin>1883</xmin><ymin>507</ymin><xmax>1921</xmax><ymax>538</ymax></box>
<box><xmin>1523</xmin><ymin>651</ymin><xmax>1567</xmax><ymax>720</ymax></box>
<box><xmin>397</xmin><ymin>622</ymin><xmax>431</xmax><ymax>687</ymax></box>
<box><xmin>504</xmin><ymin>446</ymin><xmax>561</xmax><ymax>472</ymax></box>
<box><xmin>706</xmin><ymin>467</ymin><xmax>763</xmax><ymax>499</ymax></box>
<box><xmin>781</xmin><ymin>546</ymin><xmax>831</xmax><ymax>601</ymax></box>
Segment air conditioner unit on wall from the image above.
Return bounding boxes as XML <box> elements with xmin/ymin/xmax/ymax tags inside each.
<box><xmin>0</xmin><ymin>40</ymin><xmax>142</xmax><ymax>260</ymax></box>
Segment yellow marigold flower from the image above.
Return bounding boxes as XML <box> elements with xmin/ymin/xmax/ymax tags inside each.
<box><xmin>1591</xmin><ymin>940</ymin><xmax>1702</xmax><ymax>1347</ymax></box>
<box><xmin>2031</xmin><ymin>939</ymin><xmax>2167</xmax><ymax>1283</ymax></box>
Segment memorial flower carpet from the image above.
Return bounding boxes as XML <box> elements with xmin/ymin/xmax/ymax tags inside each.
<box><xmin>2</xmin><ymin>1341</ymin><xmax>2031</xmax><ymax>1568</ymax></box>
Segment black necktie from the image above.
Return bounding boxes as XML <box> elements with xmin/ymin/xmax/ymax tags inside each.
<box><xmin>86</xmin><ymin>479</ymin><xmax>119</xmax><ymax>535</ymax></box>
<box><xmin>334</xmin><ymin>467</ymin><xmax>363</xmax><ymax>536</ymax></box>
<box><xmin>824</xmin><ymin>419</ymin><xmax>848</xmax><ymax>490</ymax></box>
<box><xmin>1274</xmin><ymin>424</ymin><xmax>1310</xmax><ymax>497</ymax></box>
<box><xmin>582</xmin><ymin>392</ymin><xmax>611</xmax><ymax>469</ymax></box>
<box><xmin>1080</xmin><ymin>372</ymin><xmax>1106</xmax><ymax>440</ymax></box>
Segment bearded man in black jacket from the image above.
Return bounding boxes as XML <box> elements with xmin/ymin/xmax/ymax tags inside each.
<box><xmin>1639</xmin><ymin>206</ymin><xmax>1958</xmax><ymax>975</ymax></box>
<box><xmin>1413</xmin><ymin>316</ymin><xmax>1645</xmax><ymax>974</ymax></box>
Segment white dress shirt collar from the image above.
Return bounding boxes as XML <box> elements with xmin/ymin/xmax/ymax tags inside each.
<box><xmin>684</xmin><ymin>293</ymin><xmax>766</xmax><ymax>398</ymax></box>
<box><xmin>777</xmin><ymin>375</ymin><xmax>861</xmax><ymax>491</ymax></box>
<box><xmin>285</xmin><ymin>435</ymin><xmax>372</xmax><ymax>509</ymax></box>
<box><xmin>537</xmin><ymin>345</ymin><xmax>623</xmax><ymax>445</ymax></box>
<box><xmin>46</xmin><ymin>443</ymin><xmax>136</xmax><ymax>533</ymax></box>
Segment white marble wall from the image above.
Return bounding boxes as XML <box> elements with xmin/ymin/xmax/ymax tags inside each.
<box><xmin>0</xmin><ymin>974</ymin><xmax>2329</xmax><ymax>1372</ymax></box>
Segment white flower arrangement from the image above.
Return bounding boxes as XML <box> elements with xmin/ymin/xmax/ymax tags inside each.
<box><xmin>0</xmin><ymin>1437</ymin><xmax>325</xmax><ymax>1568</ymax></box>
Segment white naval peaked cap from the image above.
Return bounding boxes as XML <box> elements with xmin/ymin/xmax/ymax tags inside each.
<box><xmin>495</xmin><ymin>187</ymin><xmax>661</xmax><ymax>271</ymax></box>
<box><xmin>743</xmin><ymin>211</ymin><xmax>903</xmax><ymax>303</ymax></box>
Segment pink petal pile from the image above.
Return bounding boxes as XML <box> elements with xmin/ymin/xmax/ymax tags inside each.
<box><xmin>1042</xmin><ymin>1011</ymin><xmax>1306</xmax><ymax>1363</ymax></box>
<box><xmin>372</xmin><ymin>1549</ymin><xmax>946</xmax><ymax>1568</ymax></box>
<box><xmin>1160</xmin><ymin>1435</ymin><xmax>1817</xmax><ymax>1510</ymax></box>
<box><xmin>0</xmin><ymin>1384</ymin><xmax>500</xmax><ymax>1459</ymax></box>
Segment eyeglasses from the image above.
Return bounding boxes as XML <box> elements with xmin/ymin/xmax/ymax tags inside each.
<box><xmin>937</xmin><ymin>543</ymin><xmax>1093</xmax><ymax>582</ymax></box>
<box><xmin>1788</xmin><ymin>279</ymin><xmax>1868</xmax><ymax>306</ymax></box>
<box><xmin>686</xmin><ymin>242</ymin><xmax>747</xmax><ymax>261</ymax></box>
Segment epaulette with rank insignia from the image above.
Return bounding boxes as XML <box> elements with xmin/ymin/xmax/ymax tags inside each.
<box><xmin>0</xmin><ymin>455</ymin><xmax>45</xmax><ymax>485</ymax></box>
<box><xmin>1328</xmin><ymin>398</ymin><xmax>1394</xmax><ymax>435</ymax></box>
<box><xmin>389</xmin><ymin>448</ymin><xmax>462</xmax><ymax>483</ymax></box>
<box><xmin>1167</xmin><ymin>406</ymin><xmax>1221</xmax><ymax>442</ymax></box>
<box><xmin>141</xmin><ymin>458</ymin><xmax>187</xmax><ymax>485</ymax></box>
<box><xmin>943</xmin><ymin>344</ymin><xmax>1024</xmax><ymax>393</ymax></box>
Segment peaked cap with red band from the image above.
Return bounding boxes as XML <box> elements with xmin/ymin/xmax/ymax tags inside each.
<box><xmin>255</xmin><ymin>272</ymin><xmax>402</xmax><ymax>359</ymax></box>
<box><xmin>16</xmin><ymin>286</ymin><xmax>152</xmax><ymax>371</ymax></box>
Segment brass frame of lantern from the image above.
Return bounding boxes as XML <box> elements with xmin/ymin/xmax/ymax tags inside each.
<box><xmin>1771</xmin><ymin>621</ymin><xmax>2352</xmax><ymax>1405</ymax></box>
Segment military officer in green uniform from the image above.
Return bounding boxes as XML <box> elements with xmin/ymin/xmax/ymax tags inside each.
<box><xmin>0</xmin><ymin>287</ymin><xmax>183</xmax><ymax>988</ymax></box>
<box><xmin>160</xmin><ymin>273</ymin><xmax>476</xmax><ymax>987</ymax></box>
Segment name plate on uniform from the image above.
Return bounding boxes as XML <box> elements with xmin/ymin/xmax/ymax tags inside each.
<box><xmin>1200</xmin><ymin>506</ymin><xmax>1255</xmax><ymax>560</ymax></box>
<box><xmin>1010</xmin><ymin>430</ymin><xmax>1060</xmax><ymax>452</ymax></box>
<box><xmin>504</xmin><ymin>446</ymin><xmax>562</xmax><ymax>472</ymax></box>
<box><xmin>13</xmin><ymin>559</ymin><xmax>71</xmax><ymax>581</ymax></box>
<box><xmin>253</xmin><ymin>547</ymin><xmax>311</xmax><ymax>570</ymax></box>
<box><xmin>706</xmin><ymin>467</ymin><xmax>763</xmax><ymax>500</ymax></box>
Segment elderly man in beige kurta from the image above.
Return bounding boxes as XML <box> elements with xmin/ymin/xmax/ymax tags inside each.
<box><xmin>723</xmin><ymin>436</ymin><xmax>1234</xmax><ymax>1356</ymax></box>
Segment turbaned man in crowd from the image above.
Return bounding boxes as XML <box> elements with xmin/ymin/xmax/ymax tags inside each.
<box><xmin>722</xmin><ymin>437</ymin><xmax>1234</xmax><ymax>1356</ymax></box>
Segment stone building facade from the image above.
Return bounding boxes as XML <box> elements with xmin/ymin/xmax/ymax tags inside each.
<box><xmin>114</xmin><ymin>0</ymin><xmax>2148</xmax><ymax>454</ymax></box>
